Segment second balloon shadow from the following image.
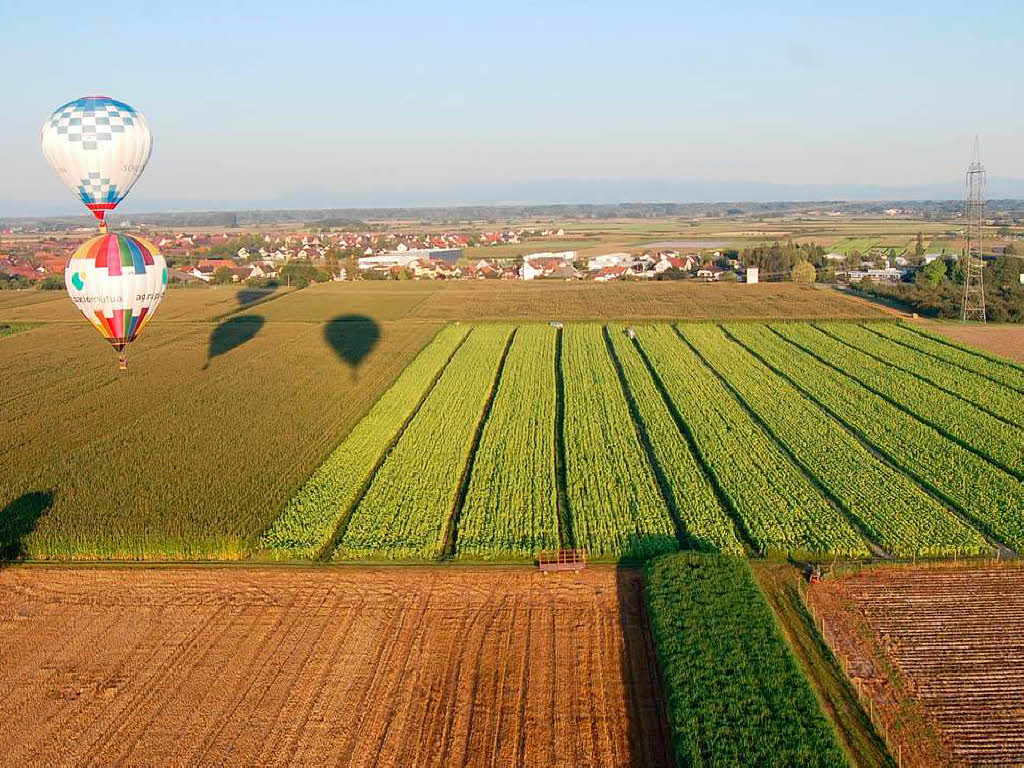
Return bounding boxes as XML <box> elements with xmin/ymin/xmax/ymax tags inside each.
<box><xmin>324</xmin><ymin>315</ymin><xmax>381</xmax><ymax>380</ymax></box>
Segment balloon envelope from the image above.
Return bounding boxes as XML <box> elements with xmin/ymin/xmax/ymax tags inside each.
<box><xmin>40</xmin><ymin>96</ymin><xmax>152</xmax><ymax>223</ymax></box>
<box><xmin>65</xmin><ymin>234</ymin><xmax>167</xmax><ymax>354</ymax></box>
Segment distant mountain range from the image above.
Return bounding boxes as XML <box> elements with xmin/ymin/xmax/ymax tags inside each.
<box><xmin>6</xmin><ymin>177</ymin><xmax>1024</xmax><ymax>218</ymax></box>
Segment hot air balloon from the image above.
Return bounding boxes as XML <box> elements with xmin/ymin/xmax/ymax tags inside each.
<box><xmin>40</xmin><ymin>96</ymin><xmax>152</xmax><ymax>232</ymax></box>
<box><xmin>64</xmin><ymin>233</ymin><xmax>167</xmax><ymax>369</ymax></box>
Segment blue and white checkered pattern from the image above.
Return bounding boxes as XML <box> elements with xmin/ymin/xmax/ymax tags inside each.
<box><xmin>77</xmin><ymin>172</ymin><xmax>120</xmax><ymax>205</ymax></box>
<box><xmin>48</xmin><ymin>98</ymin><xmax>137</xmax><ymax>152</ymax></box>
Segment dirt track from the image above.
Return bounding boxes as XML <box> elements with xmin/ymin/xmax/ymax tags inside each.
<box><xmin>0</xmin><ymin>566</ymin><xmax>671</xmax><ymax>767</ymax></box>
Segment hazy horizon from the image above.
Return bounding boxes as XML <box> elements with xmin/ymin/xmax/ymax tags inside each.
<box><xmin>3</xmin><ymin>0</ymin><xmax>1021</xmax><ymax>218</ymax></box>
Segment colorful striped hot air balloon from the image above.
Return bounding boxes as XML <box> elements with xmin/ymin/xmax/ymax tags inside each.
<box><xmin>65</xmin><ymin>233</ymin><xmax>167</xmax><ymax>369</ymax></box>
<box><xmin>40</xmin><ymin>96</ymin><xmax>152</xmax><ymax>232</ymax></box>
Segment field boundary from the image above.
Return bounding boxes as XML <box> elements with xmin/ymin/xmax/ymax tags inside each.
<box><xmin>552</xmin><ymin>327</ymin><xmax>574</xmax><ymax>549</ymax></box>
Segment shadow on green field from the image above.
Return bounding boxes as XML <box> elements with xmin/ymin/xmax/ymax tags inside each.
<box><xmin>323</xmin><ymin>314</ymin><xmax>381</xmax><ymax>380</ymax></box>
<box><xmin>0</xmin><ymin>491</ymin><xmax>54</xmax><ymax>560</ymax></box>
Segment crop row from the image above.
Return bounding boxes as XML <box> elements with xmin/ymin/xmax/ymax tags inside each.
<box><xmin>777</xmin><ymin>323</ymin><xmax>1024</xmax><ymax>479</ymax></box>
<box><xmin>334</xmin><ymin>325</ymin><xmax>513</xmax><ymax>560</ymax></box>
<box><xmin>560</xmin><ymin>324</ymin><xmax>678</xmax><ymax>559</ymax></box>
<box><xmin>258</xmin><ymin>324</ymin><xmax>469</xmax><ymax>558</ymax></box>
<box><xmin>605</xmin><ymin>325</ymin><xmax>743</xmax><ymax>554</ymax></box>
<box><xmin>837</xmin><ymin>323</ymin><xmax>1023</xmax><ymax>429</ymax></box>
<box><xmin>646</xmin><ymin>553</ymin><xmax>848</xmax><ymax>767</ymax></box>
<box><xmin>685</xmin><ymin>325</ymin><xmax>987</xmax><ymax>557</ymax></box>
<box><xmin>874</xmin><ymin>322</ymin><xmax>1024</xmax><ymax>394</ymax></box>
<box><xmin>728</xmin><ymin>323</ymin><xmax>1024</xmax><ymax>551</ymax></box>
<box><xmin>455</xmin><ymin>325</ymin><xmax>560</xmax><ymax>559</ymax></box>
<box><xmin>636</xmin><ymin>325</ymin><xmax>869</xmax><ymax>558</ymax></box>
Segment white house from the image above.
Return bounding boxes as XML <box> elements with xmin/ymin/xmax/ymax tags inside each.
<box><xmin>587</xmin><ymin>253</ymin><xmax>632</xmax><ymax>271</ymax></box>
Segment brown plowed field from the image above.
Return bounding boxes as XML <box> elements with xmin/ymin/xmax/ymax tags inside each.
<box><xmin>920</xmin><ymin>323</ymin><xmax>1024</xmax><ymax>364</ymax></box>
<box><xmin>808</xmin><ymin>565</ymin><xmax>1024</xmax><ymax>767</ymax></box>
<box><xmin>0</xmin><ymin>566</ymin><xmax>671</xmax><ymax>767</ymax></box>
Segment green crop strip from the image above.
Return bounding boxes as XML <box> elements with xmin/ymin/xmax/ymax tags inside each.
<box><xmin>728</xmin><ymin>323</ymin><xmax>1024</xmax><ymax>552</ymax></box>
<box><xmin>686</xmin><ymin>324</ymin><xmax>987</xmax><ymax>558</ymax></box>
<box><xmin>647</xmin><ymin>554</ymin><xmax>849</xmax><ymax>767</ymax></box>
<box><xmin>775</xmin><ymin>324</ymin><xmax>1024</xmax><ymax>480</ymax></box>
<box><xmin>455</xmin><ymin>325</ymin><xmax>560</xmax><ymax>560</ymax></box>
<box><xmin>636</xmin><ymin>325</ymin><xmax>868</xmax><ymax>559</ymax></box>
<box><xmin>334</xmin><ymin>325</ymin><xmax>513</xmax><ymax>560</ymax></box>
<box><xmin>258</xmin><ymin>324</ymin><xmax>470</xmax><ymax>559</ymax></box>
<box><xmin>560</xmin><ymin>324</ymin><xmax>678</xmax><ymax>560</ymax></box>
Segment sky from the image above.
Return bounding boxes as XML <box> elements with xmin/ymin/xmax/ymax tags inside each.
<box><xmin>3</xmin><ymin>0</ymin><xmax>1022</xmax><ymax>213</ymax></box>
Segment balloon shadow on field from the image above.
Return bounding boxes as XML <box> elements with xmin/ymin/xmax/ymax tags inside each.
<box><xmin>236</xmin><ymin>287</ymin><xmax>277</xmax><ymax>308</ymax></box>
<box><xmin>324</xmin><ymin>315</ymin><xmax>381</xmax><ymax>381</ymax></box>
<box><xmin>204</xmin><ymin>315</ymin><xmax>266</xmax><ymax>369</ymax></box>
<box><xmin>616</xmin><ymin>558</ymin><xmax>675</xmax><ymax>767</ymax></box>
<box><xmin>0</xmin><ymin>491</ymin><xmax>54</xmax><ymax>561</ymax></box>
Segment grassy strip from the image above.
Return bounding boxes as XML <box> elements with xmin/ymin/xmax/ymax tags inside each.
<box><xmin>0</xmin><ymin>323</ymin><xmax>32</xmax><ymax>339</ymax></box>
<box><xmin>605</xmin><ymin>325</ymin><xmax>743</xmax><ymax>554</ymax></box>
<box><xmin>455</xmin><ymin>325</ymin><xmax>559</xmax><ymax>560</ymax></box>
<box><xmin>647</xmin><ymin>553</ymin><xmax>849</xmax><ymax>767</ymax></box>
<box><xmin>752</xmin><ymin>563</ymin><xmax>893</xmax><ymax>768</ymax></box>
<box><xmin>685</xmin><ymin>324</ymin><xmax>986</xmax><ymax>558</ymax></box>
<box><xmin>257</xmin><ymin>324</ymin><xmax>469</xmax><ymax>558</ymax></box>
<box><xmin>776</xmin><ymin>323</ymin><xmax>1024</xmax><ymax>480</ymax></box>
<box><xmin>561</xmin><ymin>324</ymin><xmax>677</xmax><ymax>560</ymax></box>
<box><xmin>846</xmin><ymin>323</ymin><xmax>1024</xmax><ymax>429</ymax></box>
<box><xmin>334</xmin><ymin>325</ymin><xmax>513</xmax><ymax>560</ymax></box>
<box><xmin>878</xmin><ymin>322</ymin><xmax>1024</xmax><ymax>392</ymax></box>
<box><xmin>637</xmin><ymin>325</ymin><xmax>868</xmax><ymax>558</ymax></box>
<box><xmin>728</xmin><ymin>323</ymin><xmax>1024</xmax><ymax>552</ymax></box>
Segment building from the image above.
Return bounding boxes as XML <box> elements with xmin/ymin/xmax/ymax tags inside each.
<box><xmin>848</xmin><ymin>267</ymin><xmax>911</xmax><ymax>283</ymax></box>
<box><xmin>745</xmin><ymin>267</ymin><xmax>759</xmax><ymax>284</ymax></box>
<box><xmin>587</xmin><ymin>253</ymin><xmax>632</xmax><ymax>271</ymax></box>
<box><xmin>357</xmin><ymin>248</ymin><xmax>462</xmax><ymax>271</ymax></box>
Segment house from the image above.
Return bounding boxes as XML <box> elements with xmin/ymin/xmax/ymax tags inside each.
<box><xmin>521</xmin><ymin>259</ymin><xmax>545</xmax><ymax>281</ymax></box>
<box><xmin>848</xmin><ymin>268</ymin><xmax>911</xmax><ymax>283</ymax></box>
<box><xmin>548</xmin><ymin>264</ymin><xmax>582</xmax><ymax>280</ymax></box>
<box><xmin>696</xmin><ymin>265</ymin><xmax>727</xmax><ymax>281</ymax></box>
<box><xmin>593</xmin><ymin>266</ymin><xmax>628</xmax><ymax>282</ymax></box>
<box><xmin>587</xmin><ymin>253</ymin><xmax>632</xmax><ymax>271</ymax></box>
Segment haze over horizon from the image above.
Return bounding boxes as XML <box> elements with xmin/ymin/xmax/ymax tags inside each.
<box><xmin>3</xmin><ymin>0</ymin><xmax>1021</xmax><ymax>216</ymax></box>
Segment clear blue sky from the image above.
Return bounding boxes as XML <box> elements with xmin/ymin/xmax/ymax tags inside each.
<box><xmin>3</xmin><ymin>0</ymin><xmax>1022</xmax><ymax>212</ymax></box>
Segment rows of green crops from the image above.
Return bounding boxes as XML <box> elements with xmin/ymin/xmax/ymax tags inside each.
<box><xmin>258</xmin><ymin>325</ymin><xmax>470</xmax><ymax>558</ymax></box>
<box><xmin>605</xmin><ymin>325</ymin><xmax>743</xmax><ymax>554</ymax></box>
<box><xmin>728</xmin><ymin>323</ymin><xmax>1024</xmax><ymax>551</ymax></box>
<box><xmin>776</xmin><ymin>323</ymin><xmax>1024</xmax><ymax>479</ymax></box>
<box><xmin>871</xmin><ymin>322</ymin><xmax>1024</xmax><ymax>394</ymax></box>
<box><xmin>261</xmin><ymin>319</ymin><xmax>1023</xmax><ymax>562</ymax></box>
<box><xmin>560</xmin><ymin>325</ymin><xmax>678</xmax><ymax>559</ymax></box>
<box><xmin>636</xmin><ymin>325</ymin><xmax>869</xmax><ymax>558</ymax></box>
<box><xmin>646</xmin><ymin>553</ymin><xmax>848</xmax><ymax>767</ymax></box>
<box><xmin>455</xmin><ymin>325</ymin><xmax>559</xmax><ymax>560</ymax></box>
<box><xmin>333</xmin><ymin>325</ymin><xmax>512</xmax><ymax>560</ymax></box>
<box><xmin>684</xmin><ymin>325</ymin><xmax>988</xmax><ymax>557</ymax></box>
<box><xmin>835</xmin><ymin>323</ymin><xmax>1023</xmax><ymax>429</ymax></box>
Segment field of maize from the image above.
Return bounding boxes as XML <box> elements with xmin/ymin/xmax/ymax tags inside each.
<box><xmin>260</xmin><ymin>319</ymin><xmax>1020</xmax><ymax>563</ymax></box>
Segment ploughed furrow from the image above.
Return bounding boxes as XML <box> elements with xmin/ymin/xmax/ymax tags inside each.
<box><xmin>823</xmin><ymin>566</ymin><xmax>1024</xmax><ymax>767</ymax></box>
<box><xmin>847</xmin><ymin>322</ymin><xmax>1024</xmax><ymax>429</ymax></box>
<box><xmin>874</xmin><ymin>322</ymin><xmax>1024</xmax><ymax>394</ymax></box>
<box><xmin>727</xmin><ymin>322</ymin><xmax>1024</xmax><ymax>552</ymax></box>
<box><xmin>335</xmin><ymin>325</ymin><xmax>512</xmax><ymax>560</ymax></box>
<box><xmin>455</xmin><ymin>325</ymin><xmax>560</xmax><ymax>560</ymax></box>
<box><xmin>560</xmin><ymin>324</ymin><xmax>678</xmax><ymax>560</ymax></box>
<box><xmin>684</xmin><ymin>324</ymin><xmax>986</xmax><ymax>558</ymax></box>
<box><xmin>605</xmin><ymin>324</ymin><xmax>742</xmax><ymax>555</ymax></box>
<box><xmin>258</xmin><ymin>324</ymin><xmax>469</xmax><ymax>558</ymax></box>
<box><xmin>636</xmin><ymin>325</ymin><xmax>868</xmax><ymax>558</ymax></box>
<box><xmin>775</xmin><ymin>323</ymin><xmax>1024</xmax><ymax>480</ymax></box>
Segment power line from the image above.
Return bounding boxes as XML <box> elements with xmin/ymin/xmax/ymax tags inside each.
<box><xmin>961</xmin><ymin>137</ymin><xmax>987</xmax><ymax>323</ymax></box>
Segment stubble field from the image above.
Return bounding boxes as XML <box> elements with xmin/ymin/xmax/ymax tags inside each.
<box><xmin>0</xmin><ymin>565</ymin><xmax>671</xmax><ymax>768</ymax></box>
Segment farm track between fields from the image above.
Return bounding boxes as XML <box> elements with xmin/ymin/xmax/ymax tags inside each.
<box><xmin>0</xmin><ymin>565</ymin><xmax>672</xmax><ymax>767</ymax></box>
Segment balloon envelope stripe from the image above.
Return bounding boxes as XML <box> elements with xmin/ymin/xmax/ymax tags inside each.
<box><xmin>125</xmin><ymin>237</ymin><xmax>146</xmax><ymax>273</ymax></box>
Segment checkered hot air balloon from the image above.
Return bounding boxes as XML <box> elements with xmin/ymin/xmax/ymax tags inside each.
<box><xmin>40</xmin><ymin>96</ymin><xmax>152</xmax><ymax>231</ymax></box>
<box><xmin>65</xmin><ymin>234</ymin><xmax>167</xmax><ymax>370</ymax></box>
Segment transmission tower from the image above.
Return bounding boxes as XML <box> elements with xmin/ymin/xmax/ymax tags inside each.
<box><xmin>961</xmin><ymin>137</ymin><xmax>987</xmax><ymax>323</ymax></box>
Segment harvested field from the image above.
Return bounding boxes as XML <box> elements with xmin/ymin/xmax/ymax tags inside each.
<box><xmin>808</xmin><ymin>565</ymin><xmax>1024</xmax><ymax>767</ymax></box>
<box><xmin>921</xmin><ymin>322</ymin><xmax>1024</xmax><ymax>364</ymax></box>
<box><xmin>0</xmin><ymin>566</ymin><xmax>672</xmax><ymax>767</ymax></box>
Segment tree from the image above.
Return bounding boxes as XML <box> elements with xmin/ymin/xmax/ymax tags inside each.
<box><xmin>718</xmin><ymin>271</ymin><xmax>738</xmax><ymax>282</ymax></box>
<box><xmin>791</xmin><ymin>260</ymin><xmax>816</xmax><ymax>284</ymax></box>
<box><xmin>212</xmin><ymin>267</ymin><xmax>233</xmax><ymax>285</ymax></box>
<box><xmin>914</xmin><ymin>232</ymin><xmax>924</xmax><ymax>257</ymax></box>
<box><xmin>917</xmin><ymin>258</ymin><xmax>946</xmax><ymax>287</ymax></box>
